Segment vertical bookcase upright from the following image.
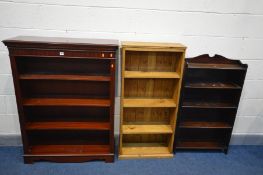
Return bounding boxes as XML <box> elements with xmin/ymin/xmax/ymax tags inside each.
<box><xmin>119</xmin><ymin>42</ymin><xmax>186</xmax><ymax>159</ymax></box>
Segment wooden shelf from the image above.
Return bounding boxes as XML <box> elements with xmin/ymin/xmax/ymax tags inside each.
<box><xmin>185</xmin><ymin>82</ymin><xmax>241</xmax><ymax>89</ymax></box>
<box><xmin>23</xmin><ymin>98</ymin><xmax>110</xmax><ymax>107</ymax></box>
<box><xmin>120</xmin><ymin>143</ymin><xmax>172</xmax><ymax>159</ymax></box>
<box><xmin>20</xmin><ymin>74</ymin><xmax>111</xmax><ymax>81</ymax></box>
<box><xmin>122</xmin><ymin>124</ymin><xmax>173</xmax><ymax>134</ymax></box>
<box><xmin>124</xmin><ymin>71</ymin><xmax>180</xmax><ymax>78</ymax></box>
<box><xmin>176</xmin><ymin>141</ymin><xmax>224</xmax><ymax>150</ymax></box>
<box><xmin>182</xmin><ymin>101</ymin><xmax>236</xmax><ymax>109</ymax></box>
<box><xmin>188</xmin><ymin>63</ymin><xmax>246</xmax><ymax>70</ymax></box>
<box><xmin>27</xmin><ymin>145</ymin><xmax>111</xmax><ymax>155</ymax></box>
<box><xmin>26</xmin><ymin>122</ymin><xmax>110</xmax><ymax>130</ymax></box>
<box><xmin>179</xmin><ymin>121</ymin><xmax>232</xmax><ymax>129</ymax></box>
<box><xmin>123</xmin><ymin>99</ymin><xmax>177</xmax><ymax>108</ymax></box>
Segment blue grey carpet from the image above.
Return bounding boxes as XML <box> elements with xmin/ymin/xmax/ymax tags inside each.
<box><xmin>0</xmin><ymin>146</ymin><xmax>262</xmax><ymax>175</ymax></box>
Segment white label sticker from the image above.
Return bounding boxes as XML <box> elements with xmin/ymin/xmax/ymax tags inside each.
<box><xmin>59</xmin><ymin>52</ymin><xmax>64</xmax><ymax>56</ymax></box>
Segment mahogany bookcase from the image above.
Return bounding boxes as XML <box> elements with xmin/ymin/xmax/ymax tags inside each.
<box><xmin>3</xmin><ymin>36</ymin><xmax>118</xmax><ymax>163</ymax></box>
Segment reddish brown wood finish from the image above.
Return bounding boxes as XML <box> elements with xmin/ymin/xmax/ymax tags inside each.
<box><xmin>26</xmin><ymin>122</ymin><xmax>110</xmax><ymax>130</ymax></box>
<box><xmin>3</xmin><ymin>36</ymin><xmax>118</xmax><ymax>163</ymax></box>
<box><xmin>175</xmin><ymin>54</ymin><xmax>247</xmax><ymax>153</ymax></box>
<box><xmin>23</xmin><ymin>98</ymin><xmax>111</xmax><ymax>107</ymax></box>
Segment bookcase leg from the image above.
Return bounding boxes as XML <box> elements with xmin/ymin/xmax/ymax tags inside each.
<box><xmin>223</xmin><ymin>148</ymin><xmax>228</xmax><ymax>154</ymax></box>
<box><xmin>24</xmin><ymin>157</ymin><xmax>34</xmax><ymax>164</ymax></box>
<box><xmin>105</xmin><ymin>156</ymin><xmax>114</xmax><ymax>163</ymax></box>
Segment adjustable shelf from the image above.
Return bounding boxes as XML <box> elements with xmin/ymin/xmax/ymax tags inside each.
<box><xmin>179</xmin><ymin>121</ymin><xmax>232</xmax><ymax>129</ymax></box>
<box><xmin>175</xmin><ymin>54</ymin><xmax>247</xmax><ymax>153</ymax></box>
<box><xmin>3</xmin><ymin>36</ymin><xmax>118</xmax><ymax>163</ymax></box>
<box><xmin>185</xmin><ymin>82</ymin><xmax>241</xmax><ymax>89</ymax></box>
<box><xmin>123</xmin><ymin>99</ymin><xmax>177</xmax><ymax>108</ymax></box>
<box><xmin>122</xmin><ymin>125</ymin><xmax>173</xmax><ymax>134</ymax></box>
<box><xmin>124</xmin><ymin>71</ymin><xmax>180</xmax><ymax>78</ymax></box>
<box><xmin>23</xmin><ymin>98</ymin><xmax>111</xmax><ymax>107</ymax></box>
<box><xmin>25</xmin><ymin>122</ymin><xmax>110</xmax><ymax>130</ymax></box>
<box><xmin>19</xmin><ymin>74</ymin><xmax>111</xmax><ymax>81</ymax></box>
<box><xmin>182</xmin><ymin>101</ymin><xmax>237</xmax><ymax>109</ymax></box>
<box><xmin>119</xmin><ymin>41</ymin><xmax>186</xmax><ymax>159</ymax></box>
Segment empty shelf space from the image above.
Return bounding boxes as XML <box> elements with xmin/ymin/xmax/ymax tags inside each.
<box><xmin>176</xmin><ymin>140</ymin><xmax>225</xmax><ymax>150</ymax></box>
<box><xmin>123</xmin><ymin>99</ymin><xmax>177</xmax><ymax>108</ymax></box>
<box><xmin>182</xmin><ymin>101</ymin><xmax>237</xmax><ymax>109</ymax></box>
<box><xmin>23</xmin><ymin>98</ymin><xmax>110</xmax><ymax>107</ymax></box>
<box><xmin>25</xmin><ymin>122</ymin><xmax>110</xmax><ymax>130</ymax></box>
<box><xmin>179</xmin><ymin>121</ymin><xmax>232</xmax><ymax>129</ymax></box>
<box><xmin>120</xmin><ymin>143</ymin><xmax>172</xmax><ymax>159</ymax></box>
<box><xmin>185</xmin><ymin>82</ymin><xmax>241</xmax><ymax>89</ymax></box>
<box><xmin>19</xmin><ymin>74</ymin><xmax>111</xmax><ymax>81</ymax></box>
<box><xmin>27</xmin><ymin>145</ymin><xmax>111</xmax><ymax>155</ymax></box>
<box><xmin>188</xmin><ymin>63</ymin><xmax>246</xmax><ymax>70</ymax></box>
<box><xmin>124</xmin><ymin>71</ymin><xmax>180</xmax><ymax>78</ymax></box>
<box><xmin>122</xmin><ymin>125</ymin><xmax>173</xmax><ymax>134</ymax></box>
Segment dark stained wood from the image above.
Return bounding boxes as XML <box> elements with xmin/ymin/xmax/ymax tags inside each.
<box><xmin>3</xmin><ymin>36</ymin><xmax>117</xmax><ymax>163</ymax></box>
<box><xmin>26</xmin><ymin>122</ymin><xmax>110</xmax><ymax>130</ymax></box>
<box><xmin>179</xmin><ymin>121</ymin><xmax>232</xmax><ymax>129</ymax></box>
<box><xmin>188</xmin><ymin>63</ymin><xmax>246</xmax><ymax>70</ymax></box>
<box><xmin>186</xmin><ymin>54</ymin><xmax>247</xmax><ymax>70</ymax></box>
<box><xmin>176</xmin><ymin>141</ymin><xmax>225</xmax><ymax>150</ymax></box>
<box><xmin>182</xmin><ymin>101</ymin><xmax>237</xmax><ymax>108</ymax></box>
<box><xmin>175</xmin><ymin>54</ymin><xmax>247</xmax><ymax>153</ymax></box>
<box><xmin>185</xmin><ymin>81</ymin><xmax>241</xmax><ymax>89</ymax></box>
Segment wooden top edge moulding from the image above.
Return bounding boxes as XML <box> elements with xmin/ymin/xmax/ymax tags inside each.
<box><xmin>121</xmin><ymin>41</ymin><xmax>186</xmax><ymax>50</ymax></box>
<box><xmin>3</xmin><ymin>36</ymin><xmax>119</xmax><ymax>49</ymax></box>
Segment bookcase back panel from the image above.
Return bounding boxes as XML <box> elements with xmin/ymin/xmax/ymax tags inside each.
<box><xmin>177</xmin><ymin>128</ymin><xmax>230</xmax><ymax>141</ymax></box>
<box><xmin>186</xmin><ymin>69</ymin><xmax>245</xmax><ymax>86</ymax></box>
<box><xmin>125</xmin><ymin>51</ymin><xmax>182</xmax><ymax>72</ymax></box>
<box><xmin>28</xmin><ymin>130</ymin><xmax>109</xmax><ymax>145</ymax></box>
<box><xmin>21</xmin><ymin>80</ymin><xmax>110</xmax><ymax>99</ymax></box>
<box><xmin>184</xmin><ymin>89</ymin><xmax>240</xmax><ymax>104</ymax></box>
<box><xmin>124</xmin><ymin>79</ymin><xmax>177</xmax><ymax>98</ymax></box>
<box><xmin>180</xmin><ymin>108</ymin><xmax>235</xmax><ymax>123</ymax></box>
<box><xmin>16</xmin><ymin>57</ymin><xmax>111</xmax><ymax>76</ymax></box>
<box><xmin>123</xmin><ymin>134</ymin><xmax>169</xmax><ymax>144</ymax></box>
<box><xmin>123</xmin><ymin>108</ymin><xmax>173</xmax><ymax>124</ymax></box>
<box><xmin>25</xmin><ymin>106</ymin><xmax>110</xmax><ymax>122</ymax></box>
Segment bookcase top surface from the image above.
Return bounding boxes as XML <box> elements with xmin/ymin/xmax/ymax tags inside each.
<box><xmin>122</xmin><ymin>41</ymin><xmax>186</xmax><ymax>50</ymax></box>
<box><xmin>3</xmin><ymin>36</ymin><xmax>119</xmax><ymax>48</ymax></box>
<box><xmin>186</xmin><ymin>54</ymin><xmax>248</xmax><ymax>70</ymax></box>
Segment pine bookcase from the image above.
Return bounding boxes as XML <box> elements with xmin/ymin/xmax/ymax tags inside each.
<box><xmin>119</xmin><ymin>41</ymin><xmax>186</xmax><ymax>159</ymax></box>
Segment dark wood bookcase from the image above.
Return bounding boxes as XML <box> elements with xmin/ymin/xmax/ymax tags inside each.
<box><xmin>174</xmin><ymin>54</ymin><xmax>247</xmax><ymax>153</ymax></box>
<box><xmin>3</xmin><ymin>36</ymin><xmax>118</xmax><ymax>163</ymax></box>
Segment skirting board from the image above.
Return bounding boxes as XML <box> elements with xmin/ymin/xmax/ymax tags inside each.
<box><xmin>0</xmin><ymin>134</ymin><xmax>263</xmax><ymax>146</ymax></box>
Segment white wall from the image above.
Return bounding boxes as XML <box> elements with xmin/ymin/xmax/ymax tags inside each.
<box><xmin>0</xmin><ymin>0</ymin><xmax>262</xmax><ymax>142</ymax></box>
